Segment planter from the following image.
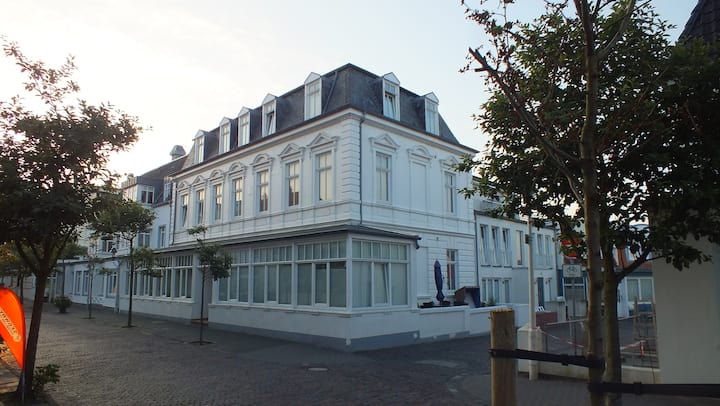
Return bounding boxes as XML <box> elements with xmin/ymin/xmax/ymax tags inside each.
<box><xmin>53</xmin><ymin>296</ymin><xmax>72</xmax><ymax>313</ymax></box>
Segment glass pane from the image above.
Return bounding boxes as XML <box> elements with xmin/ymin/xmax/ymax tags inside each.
<box><xmin>373</xmin><ymin>263</ymin><xmax>389</xmax><ymax>304</ymax></box>
<box><xmin>315</xmin><ymin>266</ymin><xmax>327</xmax><ymax>304</ymax></box>
<box><xmin>268</xmin><ymin>266</ymin><xmax>277</xmax><ymax>302</ymax></box>
<box><xmin>253</xmin><ymin>266</ymin><xmax>265</xmax><ymax>303</ymax></box>
<box><xmin>627</xmin><ymin>279</ymin><xmax>639</xmax><ymax>303</ymax></box>
<box><xmin>238</xmin><ymin>267</ymin><xmax>249</xmax><ymax>302</ymax></box>
<box><xmin>229</xmin><ymin>269</ymin><xmax>238</xmax><ymax>300</ymax></box>
<box><xmin>218</xmin><ymin>277</ymin><xmax>228</xmax><ymax>301</ymax></box>
<box><xmin>352</xmin><ymin>261</ymin><xmax>371</xmax><ymax>307</ymax></box>
<box><xmin>391</xmin><ymin>263</ymin><xmax>408</xmax><ymax>305</ymax></box>
<box><xmin>297</xmin><ymin>264</ymin><xmax>312</xmax><ymax>305</ymax></box>
<box><xmin>278</xmin><ymin>264</ymin><xmax>292</xmax><ymax>304</ymax></box>
<box><xmin>640</xmin><ymin>279</ymin><xmax>653</xmax><ymax>301</ymax></box>
<box><xmin>352</xmin><ymin>241</ymin><xmax>361</xmax><ymax>258</ymax></box>
<box><xmin>329</xmin><ymin>262</ymin><xmax>346</xmax><ymax>308</ymax></box>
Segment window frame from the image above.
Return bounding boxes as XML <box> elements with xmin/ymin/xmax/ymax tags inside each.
<box><xmin>238</xmin><ymin>109</ymin><xmax>250</xmax><ymax>146</ymax></box>
<box><xmin>285</xmin><ymin>160</ymin><xmax>300</xmax><ymax>208</ymax></box>
<box><xmin>315</xmin><ymin>151</ymin><xmax>333</xmax><ymax>202</ymax></box>
<box><xmin>257</xmin><ymin>170</ymin><xmax>269</xmax><ymax>213</ymax></box>
<box><xmin>304</xmin><ymin>76</ymin><xmax>321</xmax><ymax>120</ymax></box>
<box><xmin>212</xmin><ymin>183</ymin><xmax>223</xmax><ymax>222</ymax></box>
<box><xmin>219</xmin><ymin>119</ymin><xmax>231</xmax><ymax>154</ymax></box>
<box><xmin>195</xmin><ymin>189</ymin><xmax>205</xmax><ymax>225</ymax></box>
<box><xmin>382</xmin><ymin>77</ymin><xmax>400</xmax><ymax>120</ymax></box>
<box><xmin>262</xmin><ymin>98</ymin><xmax>276</xmax><ymax>137</ymax></box>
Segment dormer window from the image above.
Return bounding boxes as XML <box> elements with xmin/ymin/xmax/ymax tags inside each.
<box><xmin>219</xmin><ymin>118</ymin><xmax>231</xmax><ymax>154</ymax></box>
<box><xmin>304</xmin><ymin>73</ymin><xmax>322</xmax><ymax>120</ymax></box>
<box><xmin>262</xmin><ymin>95</ymin><xmax>276</xmax><ymax>137</ymax></box>
<box><xmin>424</xmin><ymin>93</ymin><xmax>439</xmax><ymax>135</ymax></box>
<box><xmin>193</xmin><ymin>130</ymin><xmax>205</xmax><ymax>163</ymax></box>
<box><xmin>382</xmin><ymin>73</ymin><xmax>400</xmax><ymax>120</ymax></box>
<box><xmin>238</xmin><ymin>107</ymin><xmax>250</xmax><ymax>146</ymax></box>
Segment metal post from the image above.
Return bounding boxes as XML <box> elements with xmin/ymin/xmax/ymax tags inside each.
<box><xmin>527</xmin><ymin>216</ymin><xmax>539</xmax><ymax>379</ymax></box>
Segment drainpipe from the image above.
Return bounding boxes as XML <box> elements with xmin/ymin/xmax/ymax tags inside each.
<box><xmin>359</xmin><ymin>111</ymin><xmax>366</xmax><ymax>225</ymax></box>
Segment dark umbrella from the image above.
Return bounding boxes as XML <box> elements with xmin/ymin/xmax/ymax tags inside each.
<box><xmin>434</xmin><ymin>260</ymin><xmax>444</xmax><ymax>302</ymax></box>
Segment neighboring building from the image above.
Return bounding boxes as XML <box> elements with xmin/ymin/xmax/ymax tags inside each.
<box><xmin>51</xmin><ymin>64</ymin><xmax>563</xmax><ymax>350</ymax></box>
<box><xmin>653</xmin><ymin>0</ymin><xmax>720</xmax><ymax>384</ymax></box>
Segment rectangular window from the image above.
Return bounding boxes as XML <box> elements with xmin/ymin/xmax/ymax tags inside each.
<box><xmin>425</xmin><ymin>100</ymin><xmax>439</xmax><ymax>134</ymax></box>
<box><xmin>219</xmin><ymin>122</ymin><xmax>230</xmax><ymax>154</ymax></box>
<box><xmin>515</xmin><ymin>230</ymin><xmax>524</xmax><ymax>266</ymax></box>
<box><xmin>479</xmin><ymin>225</ymin><xmax>490</xmax><ymax>265</ymax></box>
<box><xmin>492</xmin><ymin>227</ymin><xmax>501</xmax><ymax>266</ymax></box>
<box><xmin>444</xmin><ymin>171</ymin><xmax>456</xmax><ymax>214</ymax></box>
<box><xmin>105</xmin><ymin>272</ymin><xmax>117</xmax><ymax>298</ymax></box>
<box><xmin>174</xmin><ymin>255</ymin><xmax>193</xmax><ymax>298</ymax></box>
<box><xmin>213</xmin><ymin>184</ymin><xmax>222</xmax><ymax>222</ymax></box>
<box><xmin>446</xmin><ymin>249</ymin><xmax>457</xmax><ymax>290</ymax></box>
<box><xmin>139</xmin><ymin>185</ymin><xmax>155</xmax><ymax>204</ymax></box>
<box><xmin>502</xmin><ymin>228</ymin><xmax>511</xmax><ymax>266</ymax></box>
<box><xmin>194</xmin><ymin>135</ymin><xmax>204</xmax><ymax>163</ymax></box>
<box><xmin>195</xmin><ymin>189</ymin><xmax>205</xmax><ymax>225</ymax></box>
<box><xmin>232</xmin><ymin>178</ymin><xmax>243</xmax><ymax>217</ymax></box>
<box><xmin>138</xmin><ymin>230</ymin><xmax>151</xmax><ymax>248</ymax></box>
<box><xmin>375</xmin><ymin>152</ymin><xmax>391</xmax><ymax>202</ymax></box>
<box><xmin>239</xmin><ymin>114</ymin><xmax>250</xmax><ymax>146</ymax></box>
<box><xmin>351</xmin><ymin>240</ymin><xmax>408</xmax><ymax>308</ymax></box>
<box><xmin>316</xmin><ymin>152</ymin><xmax>332</xmax><ymax>201</ymax></box>
<box><xmin>263</xmin><ymin>102</ymin><xmax>276</xmax><ymax>137</ymax></box>
<box><xmin>383</xmin><ymin>81</ymin><xmax>398</xmax><ymax>119</ymax></box>
<box><xmin>257</xmin><ymin>170</ymin><xmax>269</xmax><ymax>212</ymax></box>
<box><xmin>305</xmin><ymin>80</ymin><xmax>321</xmax><ymax>119</ymax></box>
<box><xmin>157</xmin><ymin>225</ymin><xmax>166</xmax><ymax>248</ymax></box>
<box><xmin>286</xmin><ymin>161</ymin><xmax>300</xmax><ymax>207</ymax></box>
<box><xmin>180</xmin><ymin>194</ymin><xmax>189</xmax><ymax>227</ymax></box>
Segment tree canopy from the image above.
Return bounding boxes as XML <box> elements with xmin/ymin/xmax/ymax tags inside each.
<box><xmin>461</xmin><ymin>1</ymin><xmax>720</xmax><ymax>404</ymax></box>
<box><xmin>0</xmin><ymin>40</ymin><xmax>142</xmax><ymax>397</ymax></box>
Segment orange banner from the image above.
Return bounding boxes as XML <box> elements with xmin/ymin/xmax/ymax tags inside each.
<box><xmin>0</xmin><ymin>287</ymin><xmax>25</xmax><ymax>369</ymax></box>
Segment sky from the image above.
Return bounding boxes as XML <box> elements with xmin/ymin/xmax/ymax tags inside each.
<box><xmin>0</xmin><ymin>0</ymin><xmax>698</xmax><ymax>177</ymax></box>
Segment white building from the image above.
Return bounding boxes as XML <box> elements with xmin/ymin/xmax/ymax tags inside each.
<box><xmin>53</xmin><ymin>64</ymin><xmax>562</xmax><ymax>350</ymax></box>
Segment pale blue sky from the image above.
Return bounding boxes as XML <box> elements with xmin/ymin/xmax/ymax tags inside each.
<box><xmin>0</xmin><ymin>1</ymin><xmax>698</xmax><ymax>176</ymax></box>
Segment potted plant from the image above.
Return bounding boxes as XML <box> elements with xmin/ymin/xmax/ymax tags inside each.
<box><xmin>53</xmin><ymin>296</ymin><xmax>72</xmax><ymax>313</ymax></box>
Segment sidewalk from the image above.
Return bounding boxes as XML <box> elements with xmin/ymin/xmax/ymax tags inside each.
<box><xmin>0</xmin><ymin>302</ymin><xmax>717</xmax><ymax>405</ymax></box>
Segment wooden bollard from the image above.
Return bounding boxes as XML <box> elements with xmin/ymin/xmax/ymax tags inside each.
<box><xmin>491</xmin><ymin>308</ymin><xmax>516</xmax><ymax>406</ymax></box>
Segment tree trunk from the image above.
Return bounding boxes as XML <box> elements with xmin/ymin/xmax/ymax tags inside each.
<box><xmin>127</xmin><ymin>241</ymin><xmax>134</xmax><ymax>328</ymax></box>
<box><xmin>17</xmin><ymin>272</ymin><xmax>48</xmax><ymax>398</ymax></box>
<box><xmin>199</xmin><ymin>269</ymin><xmax>205</xmax><ymax>344</ymax></box>
<box><xmin>577</xmin><ymin>3</ymin><xmax>606</xmax><ymax>403</ymax></box>
<box><xmin>603</xmin><ymin>255</ymin><xmax>622</xmax><ymax>406</ymax></box>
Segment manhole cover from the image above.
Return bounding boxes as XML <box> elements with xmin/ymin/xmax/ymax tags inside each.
<box><xmin>307</xmin><ymin>367</ymin><xmax>328</xmax><ymax>372</ymax></box>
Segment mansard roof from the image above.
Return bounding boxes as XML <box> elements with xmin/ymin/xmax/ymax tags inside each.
<box><xmin>183</xmin><ymin>63</ymin><xmax>462</xmax><ymax>170</ymax></box>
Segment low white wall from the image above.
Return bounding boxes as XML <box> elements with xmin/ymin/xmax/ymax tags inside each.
<box><xmin>208</xmin><ymin>303</ymin><xmax>530</xmax><ymax>351</ymax></box>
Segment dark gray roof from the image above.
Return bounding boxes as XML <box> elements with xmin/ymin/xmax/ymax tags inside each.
<box><xmin>183</xmin><ymin>64</ymin><xmax>465</xmax><ymax>171</ymax></box>
<box><xmin>681</xmin><ymin>0</ymin><xmax>720</xmax><ymax>43</ymax></box>
<box><xmin>122</xmin><ymin>155</ymin><xmax>187</xmax><ymax>204</ymax></box>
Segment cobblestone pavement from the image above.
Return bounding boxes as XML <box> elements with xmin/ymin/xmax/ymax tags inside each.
<box><xmin>1</xmin><ymin>303</ymin><xmax>717</xmax><ymax>405</ymax></box>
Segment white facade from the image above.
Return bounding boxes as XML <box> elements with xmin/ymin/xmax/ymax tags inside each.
<box><xmin>52</xmin><ymin>65</ymin><xmax>544</xmax><ymax>350</ymax></box>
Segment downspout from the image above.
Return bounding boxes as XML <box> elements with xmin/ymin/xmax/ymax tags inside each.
<box><xmin>359</xmin><ymin>111</ymin><xmax>366</xmax><ymax>225</ymax></box>
<box><xmin>170</xmin><ymin>181</ymin><xmax>177</xmax><ymax>245</ymax></box>
<box><xmin>473</xmin><ymin>212</ymin><xmax>480</xmax><ymax>286</ymax></box>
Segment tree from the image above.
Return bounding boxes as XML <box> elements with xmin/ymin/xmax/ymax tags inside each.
<box><xmin>0</xmin><ymin>40</ymin><xmax>142</xmax><ymax>397</ymax></box>
<box><xmin>460</xmin><ymin>1</ymin><xmax>720</xmax><ymax>405</ymax></box>
<box><xmin>188</xmin><ymin>226</ymin><xmax>231</xmax><ymax>344</ymax></box>
<box><xmin>90</xmin><ymin>196</ymin><xmax>155</xmax><ymax>328</ymax></box>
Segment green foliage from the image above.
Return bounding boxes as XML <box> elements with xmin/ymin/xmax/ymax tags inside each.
<box><xmin>462</xmin><ymin>0</ymin><xmax>720</xmax><ymax>273</ymax></box>
<box><xmin>132</xmin><ymin>246</ymin><xmax>161</xmax><ymax>277</ymax></box>
<box><xmin>189</xmin><ymin>227</ymin><xmax>231</xmax><ymax>280</ymax></box>
<box><xmin>90</xmin><ymin>195</ymin><xmax>156</xmax><ymax>244</ymax></box>
<box><xmin>32</xmin><ymin>364</ymin><xmax>60</xmax><ymax>392</ymax></box>
<box><xmin>52</xmin><ymin>296</ymin><xmax>72</xmax><ymax>310</ymax></box>
<box><xmin>0</xmin><ymin>39</ymin><xmax>142</xmax><ymax>396</ymax></box>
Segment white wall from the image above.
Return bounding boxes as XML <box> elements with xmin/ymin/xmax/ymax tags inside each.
<box><xmin>654</xmin><ymin>238</ymin><xmax>720</xmax><ymax>384</ymax></box>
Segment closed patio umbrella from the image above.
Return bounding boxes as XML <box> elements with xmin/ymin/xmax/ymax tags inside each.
<box><xmin>434</xmin><ymin>260</ymin><xmax>444</xmax><ymax>302</ymax></box>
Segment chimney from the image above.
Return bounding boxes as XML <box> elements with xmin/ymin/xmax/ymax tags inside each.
<box><xmin>170</xmin><ymin>145</ymin><xmax>186</xmax><ymax>161</ymax></box>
